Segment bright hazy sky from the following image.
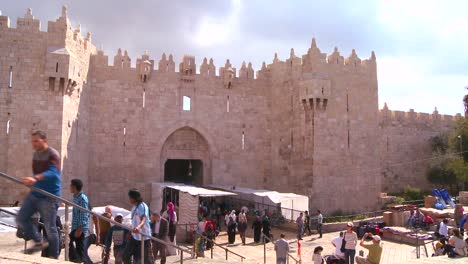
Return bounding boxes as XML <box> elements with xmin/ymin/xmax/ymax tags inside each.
<box><xmin>1</xmin><ymin>0</ymin><xmax>467</xmax><ymax>115</ymax></box>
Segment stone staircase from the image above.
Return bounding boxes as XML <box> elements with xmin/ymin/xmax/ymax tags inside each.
<box><xmin>0</xmin><ymin>231</ymin><xmax>261</xmax><ymax>264</ymax></box>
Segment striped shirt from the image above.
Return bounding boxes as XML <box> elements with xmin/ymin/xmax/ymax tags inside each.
<box><xmin>72</xmin><ymin>192</ymin><xmax>90</xmax><ymax>235</ymax></box>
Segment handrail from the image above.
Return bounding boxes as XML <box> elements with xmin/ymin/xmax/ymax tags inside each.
<box><xmin>194</xmin><ymin>230</ymin><xmax>246</xmax><ymax>262</ymax></box>
<box><xmin>177</xmin><ymin>222</ymin><xmax>247</xmax><ymax>261</ymax></box>
<box><xmin>261</xmin><ymin>233</ymin><xmax>299</xmax><ymax>264</ymax></box>
<box><xmin>0</xmin><ymin>171</ymin><xmax>195</xmax><ymax>262</ymax></box>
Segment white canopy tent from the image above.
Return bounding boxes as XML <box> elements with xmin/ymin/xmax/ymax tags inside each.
<box><xmin>151</xmin><ymin>182</ymin><xmax>237</xmax><ymax>225</ymax></box>
<box><xmin>208</xmin><ymin>185</ymin><xmax>309</xmax><ymax>220</ymax></box>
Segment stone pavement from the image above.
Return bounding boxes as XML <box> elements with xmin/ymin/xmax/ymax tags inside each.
<box><xmin>1</xmin><ymin>229</ymin><xmax>467</xmax><ymax>264</ymax></box>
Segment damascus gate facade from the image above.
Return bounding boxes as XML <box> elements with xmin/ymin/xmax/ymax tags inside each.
<box><xmin>0</xmin><ymin>7</ymin><xmax>461</xmax><ymax>213</ymax></box>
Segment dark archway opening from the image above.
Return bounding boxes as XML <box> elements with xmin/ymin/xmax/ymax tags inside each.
<box><xmin>164</xmin><ymin>159</ymin><xmax>203</xmax><ymax>185</ymax></box>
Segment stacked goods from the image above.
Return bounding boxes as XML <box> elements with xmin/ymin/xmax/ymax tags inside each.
<box><xmin>460</xmin><ymin>191</ymin><xmax>468</xmax><ymax>206</ymax></box>
<box><xmin>419</xmin><ymin>208</ymin><xmax>451</xmax><ymax>219</ymax></box>
<box><xmin>383</xmin><ymin>211</ymin><xmax>392</xmax><ymax>226</ymax></box>
<box><xmin>390</xmin><ymin>210</ymin><xmax>411</xmax><ymax>227</ymax></box>
<box><xmin>424</xmin><ymin>195</ymin><xmax>437</xmax><ymax>208</ymax></box>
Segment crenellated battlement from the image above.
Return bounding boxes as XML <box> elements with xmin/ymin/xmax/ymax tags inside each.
<box><xmin>0</xmin><ymin>6</ymin><xmax>94</xmax><ymax>51</ymax></box>
<box><xmin>379</xmin><ymin>103</ymin><xmax>462</xmax><ymax>128</ymax></box>
<box><xmin>90</xmin><ymin>37</ymin><xmax>376</xmax><ymax>82</ymax></box>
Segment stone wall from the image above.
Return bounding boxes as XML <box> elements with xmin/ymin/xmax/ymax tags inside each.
<box><xmin>379</xmin><ymin>106</ymin><xmax>460</xmax><ymax>193</ymax></box>
<box><xmin>0</xmin><ymin>7</ymin><xmax>462</xmax><ymax>214</ymax></box>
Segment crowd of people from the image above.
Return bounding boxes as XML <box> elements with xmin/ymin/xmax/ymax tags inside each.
<box><xmin>14</xmin><ymin>131</ymin><xmax>180</xmax><ymax>263</ymax></box>
<box><xmin>273</xmin><ymin>221</ymin><xmax>382</xmax><ymax>264</ymax></box>
<box><xmin>10</xmin><ymin>130</ymin><xmax>468</xmax><ymax>264</ymax></box>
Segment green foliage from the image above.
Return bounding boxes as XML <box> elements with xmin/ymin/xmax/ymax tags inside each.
<box><xmin>426</xmin><ymin>118</ymin><xmax>468</xmax><ymax>190</ymax></box>
<box><xmin>402</xmin><ymin>186</ymin><xmax>426</xmax><ymax>201</ymax></box>
<box><xmin>426</xmin><ymin>165</ymin><xmax>457</xmax><ymax>186</ymax></box>
<box><xmin>381</xmin><ymin>196</ymin><xmax>405</xmax><ymax>210</ymax></box>
<box><xmin>449</xmin><ymin>118</ymin><xmax>468</xmax><ymax>163</ymax></box>
<box><xmin>324</xmin><ymin>210</ymin><xmax>368</xmax><ymax>223</ymax></box>
<box><xmin>430</xmin><ymin>134</ymin><xmax>449</xmax><ymax>154</ymax></box>
<box><xmin>447</xmin><ymin>159</ymin><xmax>468</xmax><ymax>183</ymax></box>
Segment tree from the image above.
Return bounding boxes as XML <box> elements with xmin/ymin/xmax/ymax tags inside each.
<box><xmin>427</xmin><ymin>165</ymin><xmax>457</xmax><ymax>187</ymax></box>
<box><xmin>447</xmin><ymin>118</ymin><xmax>468</xmax><ymax>190</ymax></box>
<box><xmin>449</xmin><ymin>118</ymin><xmax>468</xmax><ymax>163</ymax></box>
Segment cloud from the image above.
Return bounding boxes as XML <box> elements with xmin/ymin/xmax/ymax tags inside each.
<box><xmin>378</xmin><ymin>56</ymin><xmax>467</xmax><ymax>114</ymax></box>
<box><xmin>1</xmin><ymin>0</ymin><xmax>467</xmax><ymax>115</ymax></box>
<box><xmin>192</xmin><ymin>0</ymin><xmax>242</xmax><ymax>47</ymax></box>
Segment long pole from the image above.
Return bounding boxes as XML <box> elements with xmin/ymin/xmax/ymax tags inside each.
<box><xmin>65</xmin><ymin>205</ymin><xmax>70</xmax><ymax>261</ymax></box>
<box><xmin>141</xmin><ymin>238</ymin><xmax>145</xmax><ymax>263</ymax></box>
<box><xmin>458</xmin><ymin>135</ymin><xmax>465</xmax><ymax>161</ymax></box>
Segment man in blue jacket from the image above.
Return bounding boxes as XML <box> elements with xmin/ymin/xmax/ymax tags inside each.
<box><xmin>17</xmin><ymin>130</ymin><xmax>61</xmax><ymax>258</ymax></box>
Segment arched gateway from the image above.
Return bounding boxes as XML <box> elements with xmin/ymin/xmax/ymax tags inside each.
<box><xmin>160</xmin><ymin>127</ymin><xmax>211</xmax><ymax>185</ymax></box>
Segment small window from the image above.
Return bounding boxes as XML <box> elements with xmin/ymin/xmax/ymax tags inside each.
<box><xmin>242</xmin><ymin>131</ymin><xmax>245</xmax><ymax>150</ymax></box>
<box><xmin>56</xmin><ymin>62</ymin><xmax>59</xmax><ymax>73</ymax></box>
<box><xmin>7</xmin><ymin>119</ymin><xmax>11</xmax><ymax>135</ymax></box>
<box><xmin>183</xmin><ymin>96</ymin><xmax>191</xmax><ymax>111</ymax></box>
<box><xmin>59</xmin><ymin>78</ymin><xmax>65</xmax><ymax>91</ymax></box>
<box><xmin>49</xmin><ymin>77</ymin><xmax>56</xmax><ymax>90</ymax></box>
<box><xmin>227</xmin><ymin>95</ymin><xmax>230</xmax><ymax>112</ymax></box>
<box><xmin>8</xmin><ymin>66</ymin><xmax>13</xmax><ymax>88</ymax></box>
<box><xmin>123</xmin><ymin>127</ymin><xmax>126</xmax><ymax>146</ymax></box>
<box><xmin>142</xmin><ymin>89</ymin><xmax>146</xmax><ymax>108</ymax></box>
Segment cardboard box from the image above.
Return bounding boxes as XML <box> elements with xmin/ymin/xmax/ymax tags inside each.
<box><xmin>383</xmin><ymin>211</ymin><xmax>392</xmax><ymax>226</ymax></box>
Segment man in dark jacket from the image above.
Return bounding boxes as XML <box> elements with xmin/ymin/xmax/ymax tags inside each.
<box><xmin>150</xmin><ymin>212</ymin><xmax>168</xmax><ymax>264</ymax></box>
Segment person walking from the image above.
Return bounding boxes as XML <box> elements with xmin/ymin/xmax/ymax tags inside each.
<box><xmin>123</xmin><ymin>189</ymin><xmax>152</xmax><ymax>264</ymax></box>
<box><xmin>252</xmin><ymin>211</ymin><xmax>262</xmax><ymax>243</ymax></box>
<box><xmin>215</xmin><ymin>207</ymin><xmax>223</xmax><ymax>232</ymax></box>
<box><xmin>303</xmin><ymin>211</ymin><xmax>312</xmax><ymax>236</ymax></box>
<box><xmin>84</xmin><ymin>206</ymin><xmax>100</xmax><ymax>264</ymax></box>
<box><xmin>274</xmin><ymin>234</ymin><xmax>289</xmax><ymax>264</ymax></box>
<box><xmin>17</xmin><ymin>131</ymin><xmax>61</xmax><ymax>258</ymax></box>
<box><xmin>355</xmin><ymin>233</ymin><xmax>382</xmax><ymax>264</ymax></box>
<box><xmin>343</xmin><ymin>222</ymin><xmax>358</xmax><ymax>264</ymax></box>
<box><xmin>295</xmin><ymin>212</ymin><xmax>304</xmax><ymax>240</ymax></box>
<box><xmin>238</xmin><ymin>209</ymin><xmax>248</xmax><ymax>245</ymax></box>
<box><xmin>99</xmin><ymin>206</ymin><xmax>113</xmax><ymax>245</ymax></box>
<box><xmin>227</xmin><ymin>210</ymin><xmax>237</xmax><ymax>244</ymax></box>
<box><xmin>162</xmin><ymin>202</ymin><xmax>178</xmax><ymax>256</ymax></box>
<box><xmin>317</xmin><ymin>210</ymin><xmax>323</xmax><ymax>238</ymax></box>
<box><xmin>69</xmin><ymin>179</ymin><xmax>90</xmax><ymax>263</ymax></box>
<box><xmin>204</xmin><ymin>219</ymin><xmax>216</xmax><ymax>250</ymax></box>
<box><xmin>104</xmin><ymin>213</ymin><xmax>129</xmax><ymax>264</ymax></box>
<box><xmin>150</xmin><ymin>212</ymin><xmax>168</xmax><ymax>264</ymax></box>
<box><xmin>262</xmin><ymin>214</ymin><xmax>271</xmax><ymax>243</ymax></box>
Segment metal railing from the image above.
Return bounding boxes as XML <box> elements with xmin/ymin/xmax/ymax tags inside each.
<box><xmin>196</xmin><ymin>231</ymin><xmax>247</xmax><ymax>262</ymax></box>
<box><xmin>1</xmin><ymin>208</ymin><xmax>38</xmax><ymax>252</ymax></box>
<box><xmin>176</xmin><ymin>222</ymin><xmax>247</xmax><ymax>262</ymax></box>
<box><xmin>0</xmin><ymin>171</ymin><xmax>195</xmax><ymax>263</ymax></box>
<box><xmin>261</xmin><ymin>233</ymin><xmax>299</xmax><ymax>264</ymax></box>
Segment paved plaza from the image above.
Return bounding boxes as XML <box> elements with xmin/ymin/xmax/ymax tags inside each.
<box><xmin>1</xmin><ymin>226</ymin><xmax>466</xmax><ymax>264</ymax></box>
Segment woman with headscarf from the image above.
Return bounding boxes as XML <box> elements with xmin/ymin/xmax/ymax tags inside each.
<box><xmin>227</xmin><ymin>210</ymin><xmax>237</xmax><ymax>244</ymax></box>
<box><xmin>162</xmin><ymin>202</ymin><xmax>178</xmax><ymax>256</ymax></box>
<box><xmin>262</xmin><ymin>214</ymin><xmax>271</xmax><ymax>243</ymax></box>
<box><xmin>238</xmin><ymin>209</ymin><xmax>248</xmax><ymax>245</ymax></box>
<box><xmin>252</xmin><ymin>211</ymin><xmax>262</xmax><ymax>243</ymax></box>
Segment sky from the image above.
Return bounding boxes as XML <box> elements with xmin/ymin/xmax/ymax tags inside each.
<box><xmin>1</xmin><ymin>0</ymin><xmax>467</xmax><ymax>115</ymax></box>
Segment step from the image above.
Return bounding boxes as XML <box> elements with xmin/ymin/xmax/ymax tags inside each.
<box><xmin>0</xmin><ymin>252</ymin><xmax>73</xmax><ymax>264</ymax></box>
